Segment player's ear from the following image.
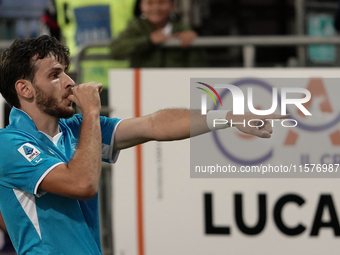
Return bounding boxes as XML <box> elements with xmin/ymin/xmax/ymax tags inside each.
<box><xmin>15</xmin><ymin>79</ymin><xmax>34</xmax><ymax>100</ymax></box>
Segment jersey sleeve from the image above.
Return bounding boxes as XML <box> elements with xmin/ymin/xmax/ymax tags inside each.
<box><xmin>63</xmin><ymin>114</ymin><xmax>122</xmax><ymax>163</ymax></box>
<box><xmin>100</xmin><ymin>116</ymin><xmax>123</xmax><ymax>163</ymax></box>
<box><xmin>0</xmin><ymin>133</ymin><xmax>65</xmax><ymax>197</ymax></box>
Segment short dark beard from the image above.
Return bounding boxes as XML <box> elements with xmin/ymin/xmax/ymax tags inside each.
<box><xmin>34</xmin><ymin>84</ymin><xmax>74</xmax><ymax>119</ymax></box>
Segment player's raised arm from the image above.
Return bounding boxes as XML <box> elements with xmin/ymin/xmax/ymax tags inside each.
<box><xmin>39</xmin><ymin>82</ymin><xmax>103</xmax><ymax>200</ymax></box>
<box><xmin>113</xmin><ymin>109</ymin><xmax>290</xmax><ymax>150</ymax></box>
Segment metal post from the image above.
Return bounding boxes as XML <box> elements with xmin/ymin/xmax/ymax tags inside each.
<box><xmin>295</xmin><ymin>0</ymin><xmax>306</xmax><ymax>66</ymax></box>
<box><xmin>181</xmin><ymin>0</ymin><xmax>191</xmax><ymax>26</ymax></box>
<box><xmin>243</xmin><ymin>45</ymin><xmax>255</xmax><ymax>68</ymax></box>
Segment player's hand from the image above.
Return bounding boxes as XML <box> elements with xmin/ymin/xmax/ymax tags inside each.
<box><xmin>68</xmin><ymin>82</ymin><xmax>102</xmax><ymax>114</ymax></box>
<box><xmin>227</xmin><ymin>111</ymin><xmax>290</xmax><ymax>138</ymax></box>
<box><xmin>150</xmin><ymin>29</ymin><xmax>171</xmax><ymax>44</ymax></box>
<box><xmin>173</xmin><ymin>31</ymin><xmax>197</xmax><ymax>47</ymax></box>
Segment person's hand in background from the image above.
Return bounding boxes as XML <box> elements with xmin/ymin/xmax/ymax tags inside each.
<box><xmin>150</xmin><ymin>29</ymin><xmax>172</xmax><ymax>44</ymax></box>
<box><xmin>174</xmin><ymin>30</ymin><xmax>197</xmax><ymax>47</ymax></box>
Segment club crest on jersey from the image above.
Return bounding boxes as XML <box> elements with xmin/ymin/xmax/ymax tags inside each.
<box><xmin>18</xmin><ymin>143</ymin><xmax>43</xmax><ymax>164</ymax></box>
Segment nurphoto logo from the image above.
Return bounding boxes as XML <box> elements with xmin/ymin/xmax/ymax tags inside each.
<box><xmin>196</xmin><ymin>82</ymin><xmax>312</xmax><ymax>128</ymax></box>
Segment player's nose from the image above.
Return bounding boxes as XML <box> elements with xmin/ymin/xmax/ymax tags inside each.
<box><xmin>64</xmin><ymin>73</ymin><xmax>75</xmax><ymax>90</ymax></box>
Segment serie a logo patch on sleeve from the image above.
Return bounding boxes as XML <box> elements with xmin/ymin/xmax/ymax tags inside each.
<box><xmin>18</xmin><ymin>143</ymin><xmax>43</xmax><ymax>165</ymax></box>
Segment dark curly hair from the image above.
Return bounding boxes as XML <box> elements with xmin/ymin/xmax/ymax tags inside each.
<box><xmin>0</xmin><ymin>35</ymin><xmax>70</xmax><ymax>108</ymax></box>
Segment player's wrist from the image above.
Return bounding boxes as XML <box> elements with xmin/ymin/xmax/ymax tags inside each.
<box><xmin>82</xmin><ymin>109</ymin><xmax>101</xmax><ymax>119</ymax></box>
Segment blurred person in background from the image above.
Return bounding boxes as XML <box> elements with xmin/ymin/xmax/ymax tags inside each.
<box><xmin>110</xmin><ymin>0</ymin><xmax>205</xmax><ymax>67</ymax></box>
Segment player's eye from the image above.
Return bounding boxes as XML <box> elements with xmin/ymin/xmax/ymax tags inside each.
<box><xmin>50</xmin><ymin>73</ymin><xmax>60</xmax><ymax>79</ymax></box>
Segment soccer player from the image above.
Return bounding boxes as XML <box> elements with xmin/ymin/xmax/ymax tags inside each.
<box><xmin>0</xmin><ymin>35</ymin><xmax>285</xmax><ymax>254</ymax></box>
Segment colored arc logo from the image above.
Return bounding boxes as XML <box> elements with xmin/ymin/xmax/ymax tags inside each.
<box><xmin>196</xmin><ymin>82</ymin><xmax>223</xmax><ymax>106</ymax></box>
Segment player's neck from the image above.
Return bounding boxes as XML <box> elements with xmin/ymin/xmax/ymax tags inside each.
<box><xmin>21</xmin><ymin>106</ymin><xmax>60</xmax><ymax>137</ymax></box>
<box><xmin>35</xmin><ymin>114</ymin><xmax>60</xmax><ymax>137</ymax></box>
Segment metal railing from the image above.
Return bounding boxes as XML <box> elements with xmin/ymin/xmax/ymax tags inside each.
<box><xmin>74</xmin><ymin>35</ymin><xmax>340</xmax><ymax>84</ymax></box>
<box><xmin>1</xmin><ymin>36</ymin><xmax>340</xmax><ymax>83</ymax></box>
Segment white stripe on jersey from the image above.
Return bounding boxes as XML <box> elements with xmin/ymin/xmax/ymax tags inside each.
<box><xmin>13</xmin><ymin>189</ymin><xmax>42</xmax><ymax>239</ymax></box>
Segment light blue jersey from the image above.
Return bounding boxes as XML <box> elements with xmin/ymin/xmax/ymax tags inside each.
<box><xmin>0</xmin><ymin>108</ymin><xmax>122</xmax><ymax>255</ymax></box>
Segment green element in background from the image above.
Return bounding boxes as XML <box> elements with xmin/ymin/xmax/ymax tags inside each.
<box><xmin>307</xmin><ymin>14</ymin><xmax>336</xmax><ymax>63</ymax></box>
<box><xmin>81</xmin><ymin>60</ymin><xmax>129</xmax><ymax>89</ymax></box>
<box><xmin>54</xmin><ymin>0</ymin><xmax>135</xmax><ymax>86</ymax></box>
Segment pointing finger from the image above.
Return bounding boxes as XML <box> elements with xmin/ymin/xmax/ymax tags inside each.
<box><xmin>249</xmin><ymin>128</ymin><xmax>271</xmax><ymax>138</ymax></box>
<box><xmin>262</xmin><ymin>120</ymin><xmax>273</xmax><ymax>134</ymax></box>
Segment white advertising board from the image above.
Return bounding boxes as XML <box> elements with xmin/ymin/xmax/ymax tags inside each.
<box><xmin>109</xmin><ymin>68</ymin><xmax>340</xmax><ymax>255</ymax></box>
